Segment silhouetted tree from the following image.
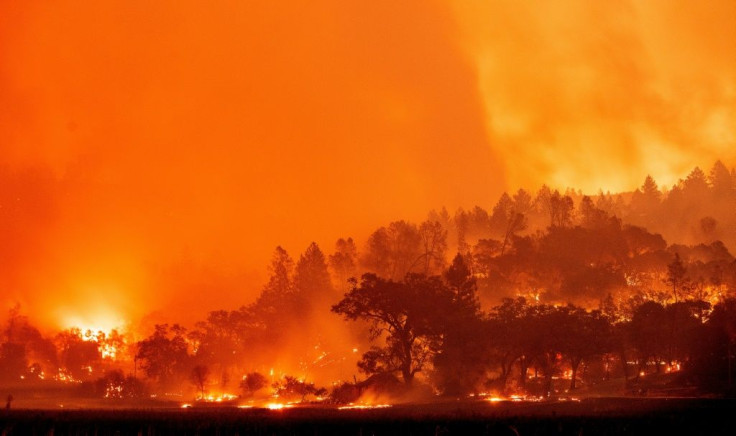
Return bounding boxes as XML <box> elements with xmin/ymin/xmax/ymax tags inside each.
<box><xmin>666</xmin><ymin>253</ymin><xmax>689</xmax><ymax>303</ymax></box>
<box><xmin>135</xmin><ymin>324</ymin><xmax>190</xmax><ymax>388</ymax></box>
<box><xmin>627</xmin><ymin>302</ymin><xmax>668</xmax><ymax>376</ymax></box>
<box><xmin>622</xmin><ymin>225</ymin><xmax>667</xmax><ymax>256</ymax></box>
<box><xmin>362</xmin><ymin>221</ymin><xmax>422</xmax><ymax>280</ymax></box>
<box><xmin>256</xmin><ymin>246</ymin><xmax>294</xmax><ymax>307</ymax></box>
<box><xmin>683</xmin><ymin>167</ymin><xmax>709</xmax><ymax>197</ymax></box>
<box><xmin>579</xmin><ymin>196</ymin><xmax>610</xmax><ymax>229</ymax></box>
<box><xmin>56</xmin><ymin>328</ymin><xmax>101</xmax><ymax>380</ymax></box>
<box><xmin>294</xmin><ymin>242</ymin><xmax>334</xmax><ymax>308</ymax></box>
<box><xmin>454</xmin><ymin>207</ymin><xmax>470</xmax><ymax>254</ymax></box>
<box><xmin>486</xmin><ymin>298</ymin><xmax>530</xmax><ymax>392</ymax></box>
<box><xmin>190</xmin><ymin>310</ymin><xmax>246</xmax><ymax>374</ymax></box>
<box><xmin>642</xmin><ymin>175</ymin><xmax>662</xmax><ymax>204</ymax></box>
<box><xmin>190</xmin><ymin>365</ymin><xmax>210</xmax><ymax>399</ymax></box>
<box><xmin>328</xmin><ymin>237</ymin><xmax>358</xmax><ymax>292</ymax></box>
<box><xmin>332</xmin><ymin>274</ymin><xmax>455</xmax><ymax>384</ymax></box>
<box><xmin>249</xmin><ymin>246</ymin><xmax>296</xmax><ymax>343</ymax></box>
<box><xmin>709</xmin><ymin>160</ymin><xmax>733</xmax><ymax>197</ymax></box>
<box><xmin>93</xmin><ymin>370</ymin><xmax>148</xmax><ymax>399</ymax></box>
<box><xmin>418</xmin><ymin>220</ymin><xmax>448</xmax><ymax>275</ymax></box>
<box><xmin>239</xmin><ymin>371</ymin><xmax>268</xmax><ymax>397</ymax></box>
<box><xmin>272</xmin><ymin>375</ymin><xmax>326</xmax><ymax>402</ymax></box>
<box><xmin>537</xmin><ymin>187</ymin><xmax>574</xmax><ymax>228</ymax></box>
<box><xmin>557</xmin><ymin>307</ymin><xmax>613</xmax><ymax>390</ymax></box>
<box><xmin>490</xmin><ymin>193</ymin><xmax>514</xmax><ymax>236</ymax></box>
<box><xmin>432</xmin><ymin>255</ymin><xmax>486</xmax><ymax>395</ymax></box>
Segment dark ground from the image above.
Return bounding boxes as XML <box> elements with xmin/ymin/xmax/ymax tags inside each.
<box><xmin>1</xmin><ymin>398</ymin><xmax>734</xmax><ymax>435</ymax></box>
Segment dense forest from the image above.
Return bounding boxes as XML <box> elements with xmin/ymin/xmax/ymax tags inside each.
<box><xmin>2</xmin><ymin>161</ymin><xmax>736</xmax><ymax>404</ymax></box>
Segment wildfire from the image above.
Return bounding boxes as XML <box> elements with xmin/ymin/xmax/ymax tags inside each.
<box><xmin>54</xmin><ymin>369</ymin><xmax>82</xmax><ymax>384</ymax></box>
<box><xmin>104</xmin><ymin>385</ymin><xmax>123</xmax><ymax>399</ymax></box>
<box><xmin>338</xmin><ymin>404</ymin><xmax>392</xmax><ymax>410</ymax></box>
<box><xmin>477</xmin><ymin>393</ymin><xmax>546</xmax><ymax>403</ymax></box>
<box><xmin>198</xmin><ymin>393</ymin><xmax>238</xmax><ymax>402</ymax></box>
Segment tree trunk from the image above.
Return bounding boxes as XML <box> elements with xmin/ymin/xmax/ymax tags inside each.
<box><xmin>519</xmin><ymin>356</ymin><xmax>529</xmax><ymax>391</ymax></box>
<box><xmin>402</xmin><ymin>364</ymin><xmax>414</xmax><ymax>385</ymax></box>
<box><xmin>619</xmin><ymin>348</ymin><xmax>629</xmax><ymax>382</ymax></box>
<box><xmin>544</xmin><ymin>353</ymin><xmax>554</xmax><ymax>397</ymax></box>
<box><xmin>500</xmin><ymin>362</ymin><xmax>510</xmax><ymax>394</ymax></box>
<box><xmin>401</xmin><ymin>336</ymin><xmax>414</xmax><ymax>385</ymax></box>
<box><xmin>500</xmin><ymin>355</ymin><xmax>519</xmax><ymax>394</ymax></box>
<box><xmin>544</xmin><ymin>372</ymin><xmax>553</xmax><ymax>398</ymax></box>
<box><xmin>569</xmin><ymin>358</ymin><xmax>581</xmax><ymax>391</ymax></box>
<box><xmin>728</xmin><ymin>341</ymin><xmax>733</xmax><ymax>387</ymax></box>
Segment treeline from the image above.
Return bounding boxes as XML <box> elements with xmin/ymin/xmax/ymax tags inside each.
<box><xmin>1</xmin><ymin>161</ymin><xmax>736</xmax><ymax>401</ymax></box>
<box><xmin>333</xmin><ymin>259</ymin><xmax>736</xmax><ymax>398</ymax></box>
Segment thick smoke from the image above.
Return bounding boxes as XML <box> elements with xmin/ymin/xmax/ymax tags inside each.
<box><xmin>453</xmin><ymin>0</ymin><xmax>735</xmax><ymax>192</ymax></box>
<box><xmin>1</xmin><ymin>0</ymin><xmax>734</xmax><ymax>330</ymax></box>
<box><xmin>0</xmin><ymin>1</ymin><xmax>502</xmax><ymax>329</ymax></box>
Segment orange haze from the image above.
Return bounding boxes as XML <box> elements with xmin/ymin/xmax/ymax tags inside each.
<box><xmin>1</xmin><ymin>0</ymin><xmax>734</xmax><ymax>330</ymax></box>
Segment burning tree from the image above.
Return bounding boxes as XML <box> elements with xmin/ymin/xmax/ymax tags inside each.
<box><xmin>666</xmin><ymin>253</ymin><xmax>689</xmax><ymax>303</ymax></box>
<box><xmin>431</xmin><ymin>254</ymin><xmax>488</xmax><ymax>395</ymax></box>
<box><xmin>56</xmin><ymin>329</ymin><xmax>102</xmax><ymax>380</ymax></box>
<box><xmin>190</xmin><ymin>365</ymin><xmax>210</xmax><ymax>399</ymax></box>
<box><xmin>94</xmin><ymin>370</ymin><xmax>148</xmax><ymax>399</ymax></box>
<box><xmin>272</xmin><ymin>375</ymin><xmax>327</xmax><ymax>402</ymax></box>
<box><xmin>332</xmin><ymin>273</ymin><xmax>458</xmax><ymax>384</ymax></box>
<box><xmin>135</xmin><ymin>324</ymin><xmax>191</xmax><ymax>388</ymax></box>
<box><xmin>555</xmin><ymin>306</ymin><xmax>613</xmax><ymax>390</ymax></box>
<box><xmin>239</xmin><ymin>371</ymin><xmax>268</xmax><ymax>397</ymax></box>
<box><xmin>1</xmin><ymin>308</ymin><xmax>58</xmax><ymax>381</ymax></box>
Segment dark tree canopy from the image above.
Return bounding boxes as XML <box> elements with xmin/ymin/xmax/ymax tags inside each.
<box><xmin>332</xmin><ymin>273</ymin><xmax>459</xmax><ymax>384</ymax></box>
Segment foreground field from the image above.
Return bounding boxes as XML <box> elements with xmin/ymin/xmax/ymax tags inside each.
<box><xmin>1</xmin><ymin>398</ymin><xmax>734</xmax><ymax>435</ymax></box>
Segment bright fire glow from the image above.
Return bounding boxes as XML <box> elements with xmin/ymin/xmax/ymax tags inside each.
<box><xmin>478</xmin><ymin>393</ymin><xmax>546</xmax><ymax>403</ymax></box>
<box><xmin>338</xmin><ymin>404</ymin><xmax>392</xmax><ymax>410</ymax></box>
<box><xmin>198</xmin><ymin>393</ymin><xmax>238</xmax><ymax>403</ymax></box>
<box><xmin>54</xmin><ymin>369</ymin><xmax>82</xmax><ymax>384</ymax></box>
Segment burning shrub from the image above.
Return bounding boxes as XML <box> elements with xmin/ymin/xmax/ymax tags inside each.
<box><xmin>239</xmin><ymin>371</ymin><xmax>268</xmax><ymax>397</ymax></box>
<box><xmin>329</xmin><ymin>382</ymin><xmax>361</xmax><ymax>404</ymax></box>
<box><xmin>272</xmin><ymin>376</ymin><xmax>327</xmax><ymax>402</ymax></box>
<box><xmin>91</xmin><ymin>370</ymin><xmax>149</xmax><ymax>399</ymax></box>
<box><xmin>57</xmin><ymin>329</ymin><xmax>102</xmax><ymax>380</ymax></box>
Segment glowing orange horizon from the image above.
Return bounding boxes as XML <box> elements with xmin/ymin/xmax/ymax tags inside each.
<box><xmin>0</xmin><ymin>1</ymin><xmax>733</xmax><ymax>331</ymax></box>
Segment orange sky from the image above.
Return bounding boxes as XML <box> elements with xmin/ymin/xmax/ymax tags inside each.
<box><xmin>1</xmin><ymin>0</ymin><xmax>734</xmax><ymax>331</ymax></box>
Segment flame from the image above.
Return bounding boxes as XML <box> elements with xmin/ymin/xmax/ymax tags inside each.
<box><xmin>104</xmin><ymin>384</ymin><xmax>123</xmax><ymax>399</ymax></box>
<box><xmin>338</xmin><ymin>404</ymin><xmax>392</xmax><ymax>410</ymax></box>
<box><xmin>478</xmin><ymin>393</ymin><xmax>545</xmax><ymax>403</ymax></box>
<box><xmin>61</xmin><ymin>325</ymin><xmax>127</xmax><ymax>360</ymax></box>
<box><xmin>54</xmin><ymin>369</ymin><xmax>82</xmax><ymax>384</ymax></box>
<box><xmin>198</xmin><ymin>393</ymin><xmax>238</xmax><ymax>403</ymax></box>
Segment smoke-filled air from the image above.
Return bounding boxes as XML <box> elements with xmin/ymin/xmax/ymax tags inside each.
<box><xmin>1</xmin><ymin>0</ymin><xmax>735</xmax><ymax>412</ymax></box>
